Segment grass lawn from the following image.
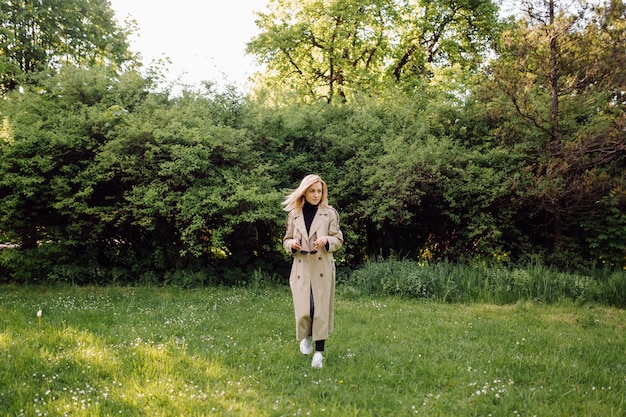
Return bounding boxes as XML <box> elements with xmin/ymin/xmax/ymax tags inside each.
<box><xmin>0</xmin><ymin>285</ymin><xmax>624</xmax><ymax>416</ymax></box>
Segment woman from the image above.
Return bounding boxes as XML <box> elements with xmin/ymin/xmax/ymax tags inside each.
<box><xmin>282</xmin><ymin>174</ymin><xmax>343</xmax><ymax>368</ymax></box>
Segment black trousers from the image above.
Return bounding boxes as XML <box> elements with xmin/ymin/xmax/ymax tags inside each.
<box><xmin>310</xmin><ymin>288</ymin><xmax>325</xmax><ymax>352</ymax></box>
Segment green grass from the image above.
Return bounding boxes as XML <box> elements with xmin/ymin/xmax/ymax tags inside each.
<box><xmin>1</xmin><ymin>285</ymin><xmax>624</xmax><ymax>416</ymax></box>
<box><xmin>341</xmin><ymin>259</ymin><xmax>626</xmax><ymax>306</ymax></box>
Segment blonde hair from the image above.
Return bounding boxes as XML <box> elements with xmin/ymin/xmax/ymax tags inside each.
<box><xmin>282</xmin><ymin>174</ymin><xmax>329</xmax><ymax>212</ymax></box>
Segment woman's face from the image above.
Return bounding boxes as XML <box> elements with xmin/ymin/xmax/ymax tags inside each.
<box><xmin>304</xmin><ymin>182</ymin><xmax>323</xmax><ymax>206</ymax></box>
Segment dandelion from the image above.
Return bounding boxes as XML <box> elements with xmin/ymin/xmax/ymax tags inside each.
<box><xmin>37</xmin><ymin>309</ymin><xmax>42</xmax><ymax>327</ymax></box>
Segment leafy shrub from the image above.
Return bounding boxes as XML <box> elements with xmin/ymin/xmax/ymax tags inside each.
<box><xmin>343</xmin><ymin>259</ymin><xmax>624</xmax><ymax>307</ymax></box>
<box><xmin>603</xmin><ymin>271</ymin><xmax>626</xmax><ymax>308</ymax></box>
<box><xmin>345</xmin><ymin>259</ymin><xmax>457</xmax><ymax>301</ymax></box>
<box><xmin>0</xmin><ymin>245</ymin><xmax>67</xmax><ymax>284</ymax></box>
<box><xmin>163</xmin><ymin>270</ymin><xmax>210</xmax><ymax>288</ymax></box>
<box><xmin>48</xmin><ymin>264</ymin><xmax>105</xmax><ymax>285</ymax></box>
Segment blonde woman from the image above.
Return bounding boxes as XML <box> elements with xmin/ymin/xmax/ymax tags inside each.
<box><xmin>282</xmin><ymin>174</ymin><xmax>343</xmax><ymax>368</ymax></box>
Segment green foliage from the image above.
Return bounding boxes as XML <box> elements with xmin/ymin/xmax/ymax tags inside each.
<box><xmin>0</xmin><ymin>0</ymin><xmax>135</xmax><ymax>92</ymax></box>
<box><xmin>247</xmin><ymin>0</ymin><xmax>501</xmax><ymax>103</ymax></box>
<box><xmin>580</xmin><ymin>185</ymin><xmax>626</xmax><ymax>269</ymax></box>
<box><xmin>344</xmin><ymin>259</ymin><xmax>626</xmax><ymax>307</ymax></box>
<box><xmin>343</xmin><ymin>258</ymin><xmax>458</xmax><ymax>301</ymax></box>
<box><xmin>480</xmin><ymin>0</ymin><xmax>626</xmax><ymax>269</ymax></box>
<box><xmin>605</xmin><ymin>270</ymin><xmax>626</xmax><ymax>307</ymax></box>
<box><xmin>1</xmin><ymin>0</ymin><xmax>625</xmax><ymax>284</ymax></box>
<box><xmin>0</xmin><ymin>67</ymin><xmax>284</xmax><ymax>284</ymax></box>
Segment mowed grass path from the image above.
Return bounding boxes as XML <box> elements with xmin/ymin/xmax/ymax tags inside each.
<box><xmin>0</xmin><ymin>285</ymin><xmax>624</xmax><ymax>416</ymax></box>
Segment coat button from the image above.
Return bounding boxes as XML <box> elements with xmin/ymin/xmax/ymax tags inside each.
<box><xmin>320</xmin><ymin>274</ymin><xmax>324</xmax><ymax>277</ymax></box>
<box><xmin>297</xmin><ymin>276</ymin><xmax>301</xmax><ymax>279</ymax></box>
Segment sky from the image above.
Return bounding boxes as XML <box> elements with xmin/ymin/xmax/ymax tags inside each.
<box><xmin>109</xmin><ymin>0</ymin><xmax>269</xmax><ymax>91</ymax></box>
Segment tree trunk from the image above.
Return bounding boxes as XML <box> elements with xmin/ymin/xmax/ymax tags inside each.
<box><xmin>548</xmin><ymin>0</ymin><xmax>560</xmax><ymax>145</ymax></box>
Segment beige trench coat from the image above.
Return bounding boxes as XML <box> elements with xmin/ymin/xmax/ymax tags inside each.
<box><xmin>283</xmin><ymin>206</ymin><xmax>343</xmax><ymax>342</ymax></box>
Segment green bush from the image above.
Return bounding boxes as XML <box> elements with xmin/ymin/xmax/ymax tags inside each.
<box><xmin>605</xmin><ymin>271</ymin><xmax>626</xmax><ymax>307</ymax></box>
<box><xmin>344</xmin><ymin>259</ymin><xmax>625</xmax><ymax>307</ymax></box>
<box><xmin>0</xmin><ymin>245</ymin><xmax>67</xmax><ymax>284</ymax></box>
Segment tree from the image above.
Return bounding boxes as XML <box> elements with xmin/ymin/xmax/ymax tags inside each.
<box><xmin>0</xmin><ymin>0</ymin><xmax>134</xmax><ymax>92</ymax></box>
<box><xmin>484</xmin><ymin>0</ymin><xmax>626</xmax><ymax>266</ymax></box>
<box><xmin>247</xmin><ymin>0</ymin><xmax>397</xmax><ymax>103</ymax></box>
<box><xmin>247</xmin><ymin>0</ymin><xmax>500</xmax><ymax>103</ymax></box>
<box><xmin>389</xmin><ymin>0</ymin><xmax>500</xmax><ymax>82</ymax></box>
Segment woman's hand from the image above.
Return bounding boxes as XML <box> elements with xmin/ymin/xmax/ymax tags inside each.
<box><xmin>313</xmin><ymin>237</ymin><xmax>328</xmax><ymax>250</ymax></box>
<box><xmin>291</xmin><ymin>239</ymin><xmax>302</xmax><ymax>251</ymax></box>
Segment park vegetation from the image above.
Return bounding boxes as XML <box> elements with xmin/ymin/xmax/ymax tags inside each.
<box><xmin>0</xmin><ymin>0</ymin><xmax>624</xmax><ymax>293</ymax></box>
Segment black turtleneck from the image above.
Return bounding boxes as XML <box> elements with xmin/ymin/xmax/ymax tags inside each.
<box><xmin>302</xmin><ymin>201</ymin><xmax>319</xmax><ymax>234</ymax></box>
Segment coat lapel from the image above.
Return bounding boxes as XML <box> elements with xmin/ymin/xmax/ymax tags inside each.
<box><xmin>309</xmin><ymin>207</ymin><xmax>329</xmax><ymax>239</ymax></box>
<box><xmin>293</xmin><ymin>210</ymin><xmax>308</xmax><ymax>240</ymax></box>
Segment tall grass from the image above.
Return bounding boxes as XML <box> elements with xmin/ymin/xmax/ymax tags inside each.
<box><xmin>341</xmin><ymin>259</ymin><xmax>626</xmax><ymax>306</ymax></box>
<box><xmin>1</xmin><ymin>284</ymin><xmax>624</xmax><ymax>416</ymax></box>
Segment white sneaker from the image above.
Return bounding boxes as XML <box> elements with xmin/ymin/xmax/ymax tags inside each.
<box><xmin>311</xmin><ymin>352</ymin><xmax>323</xmax><ymax>368</ymax></box>
<box><xmin>300</xmin><ymin>337</ymin><xmax>313</xmax><ymax>355</ymax></box>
